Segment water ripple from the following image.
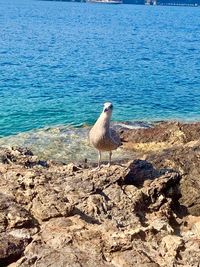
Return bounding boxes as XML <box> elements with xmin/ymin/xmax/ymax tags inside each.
<box><xmin>0</xmin><ymin>0</ymin><xmax>200</xmax><ymax>137</ymax></box>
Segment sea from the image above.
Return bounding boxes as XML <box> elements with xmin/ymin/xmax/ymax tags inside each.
<box><xmin>0</xmin><ymin>0</ymin><xmax>200</xmax><ymax>162</ymax></box>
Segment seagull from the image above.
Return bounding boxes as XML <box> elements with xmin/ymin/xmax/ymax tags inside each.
<box><xmin>89</xmin><ymin>102</ymin><xmax>121</xmax><ymax>169</ymax></box>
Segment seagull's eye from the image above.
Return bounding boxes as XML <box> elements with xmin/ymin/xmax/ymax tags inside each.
<box><xmin>104</xmin><ymin>108</ymin><xmax>108</xmax><ymax>112</ymax></box>
<box><xmin>110</xmin><ymin>104</ymin><xmax>113</xmax><ymax>109</ymax></box>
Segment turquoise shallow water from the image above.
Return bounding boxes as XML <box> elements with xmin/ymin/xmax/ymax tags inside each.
<box><xmin>0</xmin><ymin>123</ymin><xmax>139</xmax><ymax>163</ymax></box>
<box><xmin>0</xmin><ymin>0</ymin><xmax>200</xmax><ymax>138</ymax></box>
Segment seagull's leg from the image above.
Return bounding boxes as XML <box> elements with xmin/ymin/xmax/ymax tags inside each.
<box><xmin>107</xmin><ymin>151</ymin><xmax>112</xmax><ymax>167</ymax></box>
<box><xmin>91</xmin><ymin>150</ymin><xmax>102</xmax><ymax>171</ymax></box>
<box><xmin>98</xmin><ymin>150</ymin><xmax>102</xmax><ymax>168</ymax></box>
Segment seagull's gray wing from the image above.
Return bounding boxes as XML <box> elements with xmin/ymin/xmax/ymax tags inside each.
<box><xmin>110</xmin><ymin>128</ymin><xmax>122</xmax><ymax>147</ymax></box>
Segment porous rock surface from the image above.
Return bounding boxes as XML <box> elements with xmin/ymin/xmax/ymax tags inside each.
<box><xmin>0</xmin><ymin>122</ymin><xmax>200</xmax><ymax>267</ymax></box>
<box><xmin>121</xmin><ymin>121</ymin><xmax>200</xmax><ymax>216</ymax></box>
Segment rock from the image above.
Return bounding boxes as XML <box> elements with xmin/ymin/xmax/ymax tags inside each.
<box><xmin>121</xmin><ymin>122</ymin><xmax>200</xmax><ymax>217</ymax></box>
<box><xmin>182</xmin><ymin>215</ymin><xmax>200</xmax><ymax>238</ymax></box>
<box><xmin>123</xmin><ymin>159</ymin><xmax>159</xmax><ymax>186</ymax></box>
<box><xmin>160</xmin><ymin>235</ymin><xmax>183</xmax><ymax>260</ymax></box>
<box><xmin>0</xmin><ymin>194</ymin><xmax>39</xmax><ymax>266</ymax></box>
<box><xmin>16</xmin><ymin>217</ymin><xmax>114</xmax><ymax>267</ymax></box>
<box><xmin>0</xmin><ymin>234</ymin><xmax>29</xmax><ymax>266</ymax></box>
<box><xmin>0</xmin><ymin>148</ymin><xmax>17</xmax><ymax>164</ymax></box>
<box><xmin>192</xmin><ymin>221</ymin><xmax>200</xmax><ymax>237</ymax></box>
<box><xmin>111</xmin><ymin>250</ymin><xmax>160</xmax><ymax>267</ymax></box>
<box><xmin>120</xmin><ymin>122</ymin><xmax>200</xmax><ymax>152</ymax></box>
<box><xmin>0</xmin><ymin>193</ymin><xmax>39</xmax><ymax>234</ymax></box>
<box><xmin>179</xmin><ymin>239</ymin><xmax>200</xmax><ymax>266</ymax></box>
<box><xmin>147</xmin><ymin>144</ymin><xmax>200</xmax><ymax>216</ymax></box>
<box><xmin>0</xmin><ymin>122</ymin><xmax>200</xmax><ymax>266</ymax></box>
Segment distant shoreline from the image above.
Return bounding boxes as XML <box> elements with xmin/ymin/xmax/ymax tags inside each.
<box><xmin>41</xmin><ymin>0</ymin><xmax>199</xmax><ymax>7</ymax></box>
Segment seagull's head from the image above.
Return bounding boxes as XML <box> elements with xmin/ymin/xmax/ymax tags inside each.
<box><xmin>103</xmin><ymin>102</ymin><xmax>113</xmax><ymax>114</ymax></box>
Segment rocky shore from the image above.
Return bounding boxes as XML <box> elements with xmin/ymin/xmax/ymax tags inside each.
<box><xmin>0</xmin><ymin>122</ymin><xmax>200</xmax><ymax>267</ymax></box>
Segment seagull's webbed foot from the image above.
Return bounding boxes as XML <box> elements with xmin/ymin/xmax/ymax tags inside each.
<box><xmin>91</xmin><ymin>165</ymin><xmax>102</xmax><ymax>172</ymax></box>
<box><xmin>105</xmin><ymin>162</ymin><xmax>111</xmax><ymax>167</ymax></box>
<box><xmin>92</xmin><ymin>164</ymin><xmax>103</xmax><ymax>172</ymax></box>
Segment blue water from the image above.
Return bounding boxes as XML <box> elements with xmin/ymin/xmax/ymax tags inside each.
<box><xmin>1</xmin><ymin>0</ymin><xmax>200</xmax><ymax>137</ymax></box>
